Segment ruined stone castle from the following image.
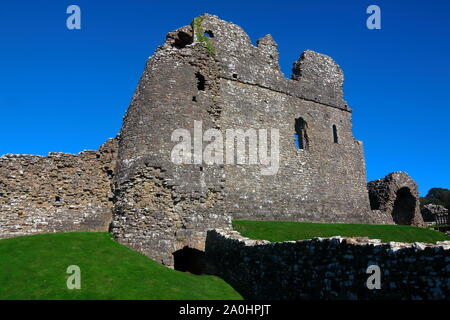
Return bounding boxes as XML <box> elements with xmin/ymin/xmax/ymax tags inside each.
<box><xmin>0</xmin><ymin>14</ymin><xmax>424</xmax><ymax>267</ymax></box>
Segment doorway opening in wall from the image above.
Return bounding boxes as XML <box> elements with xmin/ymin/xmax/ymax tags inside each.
<box><xmin>173</xmin><ymin>246</ymin><xmax>206</xmax><ymax>274</ymax></box>
<box><xmin>392</xmin><ymin>187</ymin><xmax>416</xmax><ymax>225</ymax></box>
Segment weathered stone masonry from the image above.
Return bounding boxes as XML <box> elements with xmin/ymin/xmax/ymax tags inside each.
<box><xmin>205</xmin><ymin>229</ymin><xmax>450</xmax><ymax>300</ymax></box>
<box><xmin>0</xmin><ymin>139</ymin><xmax>117</xmax><ymax>239</ymax></box>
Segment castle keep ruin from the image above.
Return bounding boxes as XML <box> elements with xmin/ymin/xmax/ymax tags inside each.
<box><xmin>0</xmin><ymin>14</ymin><xmax>424</xmax><ymax>267</ymax></box>
<box><xmin>111</xmin><ymin>14</ymin><xmax>373</xmax><ymax>265</ymax></box>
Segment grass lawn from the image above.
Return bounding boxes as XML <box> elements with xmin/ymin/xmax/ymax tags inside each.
<box><xmin>0</xmin><ymin>232</ymin><xmax>242</xmax><ymax>300</ymax></box>
<box><xmin>232</xmin><ymin>220</ymin><xmax>450</xmax><ymax>244</ymax></box>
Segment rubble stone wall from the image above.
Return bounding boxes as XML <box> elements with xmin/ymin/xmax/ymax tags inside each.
<box><xmin>0</xmin><ymin>139</ymin><xmax>118</xmax><ymax>239</ymax></box>
<box><xmin>205</xmin><ymin>229</ymin><xmax>450</xmax><ymax>300</ymax></box>
<box><xmin>422</xmin><ymin>204</ymin><xmax>449</xmax><ymax>223</ymax></box>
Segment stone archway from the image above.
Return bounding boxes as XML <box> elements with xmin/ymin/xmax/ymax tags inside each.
<box><xmin>367</xmin><ymin>172</ymin><xmax>425</xmax><ymax>226</ymax></box>
<box><xmin>391</xmin><ymin>187</ymin><xmax>416</xmax><ymax>225</ymax></box>
<box><xmin>173</xmin><ymin>246</ymin><xmax>206</xmax><ymax>274</ymax></box>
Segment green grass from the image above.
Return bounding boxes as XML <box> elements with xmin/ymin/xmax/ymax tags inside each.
<box><xmin>3</xmin><ymin>222</ymin><xmax>448</xmax><ymax>299</ymax></box>
<box><xmin>0</xmin><ymin>232</ymin><xmax>242</xmax><ymax>300</ymax></box>
<box><xmin>232</xmin><ymin>220</ymin><xmax>450</xmax><ymax>244</ymax></box>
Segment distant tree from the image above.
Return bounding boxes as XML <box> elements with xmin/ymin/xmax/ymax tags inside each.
<box><xmin>421</xmin><ymin>188</ymin><xmax>450</xmax><ymax>210</ymax></box>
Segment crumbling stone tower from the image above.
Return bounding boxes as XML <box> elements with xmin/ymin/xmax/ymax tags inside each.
<box><xmin>111</xmin><ymin>14</ymin><xmax>372</xmax><ymax>266</ymax></box>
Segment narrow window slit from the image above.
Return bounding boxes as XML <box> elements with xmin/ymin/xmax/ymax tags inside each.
<box><xmin>294</xmin><ymin>117</ymin><xmax>309</xmax><ymax>150</ymax></box>
<box><xmin>333</xmin><ymin>125</ymin><xmax>338</xmax><ymax>143</ymax></box>
<box><xmin>195</xmin><ymin>72</ymin><xmax>205</xmax><ymax>91</ymax></box>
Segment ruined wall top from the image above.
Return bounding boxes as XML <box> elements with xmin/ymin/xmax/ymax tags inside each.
<box><xmin>0</xmin><ymin>138</ymin><xmax>118</xmax><ymax>239</ymax></box>
<box><xmin>161</xmin><ymin>14</ymin><xmax>348</xmax><ymax>110</ymax></box>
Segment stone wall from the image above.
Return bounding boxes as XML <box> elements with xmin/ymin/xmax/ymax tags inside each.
<box><xmin>195</xmin><ymin>15</ymin><xmax>371</xmax><ymax>223</ymax></box>
<box><xmin>205</xmin><ymin>229</ymin><xmax>450</xmax><ymax>300</ymax></box>
<box><xmin>0</xmin><ymin>139</ymin><xmax>117</xmax><ymax>239</ymax></box>
<box><xmin>111</xmin><ymin>20</ymin><xmax>231</xmax><ymax>266</ymax></box>
<box><xmin>111</xmin><ymin>165</ymin><xmax>231</xmax><ymax>266</ymax></box>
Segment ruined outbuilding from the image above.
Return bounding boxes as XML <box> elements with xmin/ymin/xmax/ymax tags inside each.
<box><xmin>421</xmin><ymin>203</ymin><xmax>449</xmax><ymax>223</ymax></box>
<box><xmin>0</xmin><ymin>14</ymin><xmax>425</xmax><ymax>267</ymax></box>
<box><xmin>367</xmin><ymin>172</ymin><xmax>424</xmax><ymax>226</ymax></box>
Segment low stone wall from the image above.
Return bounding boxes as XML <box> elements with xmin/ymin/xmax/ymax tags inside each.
<box><xmin>204</xmin><ymin>229</ymin><xmax>450</xmax><ymax>300</ymax></box>
<box><xmin>422</xmin><ymin>204</ymin><xmax>448</xmax><ymax>223</ymax></box>
<box><xmin>0</xmin><ymin>139</ymin><xmax>117</xmax><ymax>239</ymax></box>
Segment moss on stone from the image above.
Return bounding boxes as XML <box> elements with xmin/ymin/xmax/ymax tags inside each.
<box><xmin>192</xmin><ymin>16</ymin><xmax>215</xmax><ymax>56</ymax></box>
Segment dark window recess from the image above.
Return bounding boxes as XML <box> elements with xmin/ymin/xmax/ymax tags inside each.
<box><xmin>294</xmin><ymin>117</ymin><xmax>309</xmax><ymax>150</ymax></box>
<box><xmin>195</xmin><ymin>72</ymin><xmax>205</xmax><ymax>91</ymax></box>
<box><xmin>173</xmin><ymin>31</ymin><xmax>193</xmax><ymax>49</ymax></box>
<box><xmin>333</xmin><ymin>125</ymin><xmax>338</xmax><ymax>143</ymax></box>
<box><xmin>232</xmin><ymin>73</ymin><xmax>238</xmax><ymax>79</ymax></box>
<box><xmin>203</xmin><ymin>30</ymin><xmax>214</xmax><ymax>38</ymax></box>
<box><xmin>106</xmin><ymin>169</ymin><xmax>113</xmax><ymax>178</ymax></box>
<box><xmin>192</xmin><ymin>96</ymin><xmax>197</xmax><ymax>102</ymax></box>
<box><xmin>55</xmin><ymin>196</ymin><xmax>61</xmax><ymax>204</ymax></box>
<box><xmin>96</xmin><ymin>154</ymin><xmax>101</xmax><ymax>159</ymax></box>
<box><xmin>369</xmin><ymin>194</ymin><xmax>380</xmax><ymax>210</ymax></box>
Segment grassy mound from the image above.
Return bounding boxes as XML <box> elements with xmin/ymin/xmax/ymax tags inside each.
<box><xmin>232</xmin><ymin>220</ymin><xmax>450</xmax><ymax>243</ymax></box>
<box><xmin>0</xmin><ymin>232</ymin><xmax>242</xmax><ymax>300</ymax></box>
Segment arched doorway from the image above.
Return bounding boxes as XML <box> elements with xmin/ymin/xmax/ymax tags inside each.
<box><xmin>173</xmin><ymin>247</ymin><xmax>206</xmax><ymax>274</ymax></box>
<box><xmin>391</xmin><ymin>187</ymin><xmax>416</xmax><ymax>225</ymax></box>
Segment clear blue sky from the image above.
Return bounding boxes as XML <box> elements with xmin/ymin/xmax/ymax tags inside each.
<box><xmin>0</xmin><ymin>0</ymin><xmax>449</xmax><ymax>195</ymax></box>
